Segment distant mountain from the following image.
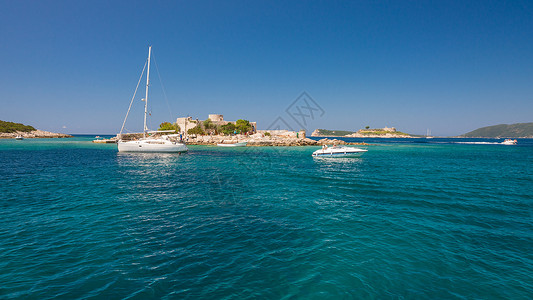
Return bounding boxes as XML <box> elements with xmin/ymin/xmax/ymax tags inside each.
<box><xmin>461</xmin><ymin>122</ymin><xmax>533</xmax><ymax>138</ymax></box>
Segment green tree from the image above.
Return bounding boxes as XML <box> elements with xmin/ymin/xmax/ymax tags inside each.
<box><xmin>221</xmin><ymin>123</ymin><xmax>236</xmax><ymax>135</ymax></box>
<box><xmin>187</xmin><ymin>126</ymin><xmax>205</xmax><ymax>135</ymax></box>
<box><xmin>235</xmin><ymin>119</ymin><xmax>251</xmax><ymax>133</ymax></box>
<box><xmin>203</xmin><ymin>118</ymin><xmax>214</xmax><ymax>129</ymax></box>
<box><xmin>203</xmin><ymin>118</ymin><xmax>217</xmax><ymax>135</ymax></box>
<box><xmin>158</xmin><ymin>122</ymin><xmax>180</xmax><ymax>134</ymax></box>
<box><xmin>365</xmin><ymin>126</ymin><xmax>370</xmax><ymax>130</ymax></box>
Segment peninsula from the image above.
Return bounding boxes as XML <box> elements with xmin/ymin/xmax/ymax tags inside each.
<box><xmin>461</xmin><ymin>122</ymin><xmax>533</xmax><ymax>138</ymax></box>
<box><xmin>0</xmin><ymin>120</ymin><xmax>72</xmax><ymax>139</ymax></box>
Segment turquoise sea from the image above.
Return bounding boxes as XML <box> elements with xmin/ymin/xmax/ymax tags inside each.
<box><xmin>1</xmin><ymin>136</ymin><xmax>532</xmax><ymax>299</ymax></box>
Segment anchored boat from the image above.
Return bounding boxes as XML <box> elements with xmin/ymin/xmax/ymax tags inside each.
<box><xmin>117</xmin><ymin>46</ymin><xmax>188</xmax><ymax>153</ymax></box>
<box><xmin>217</xmin><ymin>142</ymin><xmax>247</xmax><ymax>147</ymax></box>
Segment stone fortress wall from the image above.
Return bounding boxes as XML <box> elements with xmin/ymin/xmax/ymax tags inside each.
<box><xmin>176</xmin><ymin>114</ymin><xmax>257</xmax><ymax>135</ymax></box>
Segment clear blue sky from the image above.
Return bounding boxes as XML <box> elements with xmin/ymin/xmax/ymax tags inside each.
<box><xmin>1</xmin><ymin>0</ymin><xmax>532</xmax><ymax>136</ymax></box>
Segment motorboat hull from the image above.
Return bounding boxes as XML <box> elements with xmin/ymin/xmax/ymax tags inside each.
<box><xmin>312</xmin><ymin>147</ymin><xmax>367</xmax><ymax>158</ymax></box>
<box><xmin>217</xmin><ymin>142</ymin><xmax>247</xmax><ymax>147</ymax></box>
<box><xmin>501</xmin><ymin>139</ymin><xmax>517</xmax><ymax>145</ymax></box>
<box><xmin>118</xmin><ymin>140</ymin><xmax>188</xmax><ymax>153</ymax></box>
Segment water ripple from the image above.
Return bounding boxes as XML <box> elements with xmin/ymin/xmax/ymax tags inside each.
<box><xmin>0</xmin><ymin>141</ymin><xmax>532</xmax><ymax>298</ymax></box>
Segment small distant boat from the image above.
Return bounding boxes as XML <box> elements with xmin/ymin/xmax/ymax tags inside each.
<box><xmin>501</xmin><ymin>139</ymin><xmax>517</xmax><ymax>145</ymax></box>
<box><xmin>426</xmin><ymin>129</ymin><xmax>433</xmax><ymax>139</ymax></box>
<box><xmin>217</xmin><ymin>142</ymin><xmax>247</xmax><ymax>147</ymax></box>
<box><xmin>15</xmin><ymin>135</ymin><xmax>23</xmax><ymax>140</ymax></box>
<box><xmin>312</xmin><ymin>145</ymin><xmax>367</xmax><ymax>157</ymax></box>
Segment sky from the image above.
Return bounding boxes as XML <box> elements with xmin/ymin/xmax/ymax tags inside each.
<box><xmin>1</xmin><ymin>0</ymin><xmax>532</xmax><ymax>136</ymax></box>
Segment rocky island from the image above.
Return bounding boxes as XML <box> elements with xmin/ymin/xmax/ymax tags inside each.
<box><xmin>103</xmin><ymin>114</ymin><xmax>375</xmax><ymax>146</ymax></box>
<box><xmin>311</xmin><ymin>127</ymin><xmax>412</xmax><ymax>138</ymax></box>
<box><xmin>0</xmin><ymin>120</ymin><xmax>72</xmax><ymax>139</ymax></box>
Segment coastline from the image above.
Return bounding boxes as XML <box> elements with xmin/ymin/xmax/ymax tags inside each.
<box><xmin>0</xmin><ymin>130</ymin><xmax>73</xmax><ymax>139</ymax></box>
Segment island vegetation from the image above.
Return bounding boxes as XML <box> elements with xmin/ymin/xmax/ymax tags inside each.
<box><xmin>0</xmin><ymin>120</ymin><xmax>36</xmax><ymax>133</ymax></box>
<box><xmin>180</xmin><ymin>118</ymin><xmax>253</xmax><ymax>136</ymax></box>
<box><xmin>158</xmin><ymin>122</ymin><xmax>180</xmax><ymax>133</ymax></box>
<box><xmin>461</xmin><ymin>122</ymin><xmax>533</xmax><ymax>138</ymax></box>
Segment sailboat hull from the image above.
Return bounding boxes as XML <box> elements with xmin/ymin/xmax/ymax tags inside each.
<box><xmin>118</xmin><ymin>140</ymin><xmax>188</xmax><ymax>153</ymax></box>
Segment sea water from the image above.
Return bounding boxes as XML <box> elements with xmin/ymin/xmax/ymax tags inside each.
<box><xmin>1</xmin><ymin>137</ymin><xmax>532</xmax><ymax>299</ymax></box>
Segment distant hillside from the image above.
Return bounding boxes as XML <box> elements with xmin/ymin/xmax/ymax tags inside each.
<box><xmin>461</xmin><ymin>122</ymin><xmax>533</xmax><ymax>138</ymax></box>
<box><xmin>0</xmin><ymin>120</ymin><xmax>35</xmax><ymax>133</ymax></box>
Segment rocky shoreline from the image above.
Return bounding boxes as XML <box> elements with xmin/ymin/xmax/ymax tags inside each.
<box><xmin>0</xmin><ymin>130</ymin><xmax>73</xmax><ymax>139</ymax></box>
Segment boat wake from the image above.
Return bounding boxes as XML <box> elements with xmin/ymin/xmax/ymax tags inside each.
<box><xmin>453</xmin><ymin>142</ymin><xmax>501</xmax><ymax>145</ymax></box>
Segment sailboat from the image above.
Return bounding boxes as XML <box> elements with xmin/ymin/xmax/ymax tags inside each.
<box><xmin>117</xmin><ymin>46</ymin><xmax>188</xmax><ymax>153</ymax></box>
<box><xmin>426</xmin><ymin>129</ymin><xmax>434</xmax><ymax>139</ymax></box>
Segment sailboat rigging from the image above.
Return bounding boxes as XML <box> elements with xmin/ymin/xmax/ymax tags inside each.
<box><xmin>117</xmin><ymin>46</ymin><xmax>188</xmax><ymax>153</ymax></box>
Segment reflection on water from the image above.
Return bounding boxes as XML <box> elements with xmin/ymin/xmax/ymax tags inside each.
<box><xmin>117</xmin><ymin>152</ymin><xmax>185</xmax><ymax>164</ymax></box>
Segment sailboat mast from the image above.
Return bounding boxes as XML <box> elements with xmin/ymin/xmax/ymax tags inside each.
<box><xmin>143</xmin><ymin>46</ymin><xmax>152</xmax><ymax>138</ymax></box>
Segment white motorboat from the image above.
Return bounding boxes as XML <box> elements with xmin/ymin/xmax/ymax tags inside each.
<box><xmin>117</xmin><ymin>46</ymin><xmax>188</xmax><ymax>153</ymax></box>
<box><xmin>312</xmin><ymin>145</ymin><xmax>367</xmax><ymax>157</ymax></box>
<box><xmin>501</xmin><ymin>139</ymin><xmax>517</xmax><ymax>145</ymax></box>
<box><xmin>15</xmin><ymin>135</ymin><xmax>23</xmax><ymax>140</ymax></box>
<box><xmin>217</xmin><ymin>142</ymin><xmax>247</xmax><ymax>147</ymax></box>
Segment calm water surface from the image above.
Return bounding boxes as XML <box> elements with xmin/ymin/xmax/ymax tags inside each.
<box><xmin>1</xmin><ymin>137</ymin><xmax>532</xmax><ymax>299</ymax></box>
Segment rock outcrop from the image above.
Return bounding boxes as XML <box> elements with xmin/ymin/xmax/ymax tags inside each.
<box><xmin>0</xmin><ymin>130</ymin><xmax>72</xmax><ymax>139</ymax></box>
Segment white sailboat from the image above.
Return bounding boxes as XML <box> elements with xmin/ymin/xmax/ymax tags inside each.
<box><xmin>426</xmin><ymin>129</ymin><xmax>433</xmax><ymax>139</ymax></box>
<box><xmin>117</xmin><ymin>46</ymin><xmax>188</xmax><ymax>153</ymax></box>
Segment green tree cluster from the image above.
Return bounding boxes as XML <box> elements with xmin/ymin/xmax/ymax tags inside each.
<box><xmin>0</xmin><ymin>120</ymin><xmax>36</xmax><ymax>133</ymax></box>
<box><xmin>235</xmin><ymin>119</ymin><xmax>252</xmax><ymax>133</ymax></box>
<box><xmin>202</xmin><ymin>118</ymin><xmax>219</xmax><ymax>134</ymax></box>
<box><xmin>187</xmin><ymin>126</ymin><xmax>205</xmax><ymax>135</ymax></box>
<box><xmin>158</xmin><ymin>122</ymin><xmax>180</xmax><ymax>134</ymax></box>
<box><xmin>221</xmin><ymin>123</ymin><xmax>236</xmax><ymax>135</ymax></box>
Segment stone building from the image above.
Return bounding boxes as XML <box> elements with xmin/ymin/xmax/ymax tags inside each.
<box><xmin>176</xmin><ymin>114</ymin><xmax>257</xmax><ymax>134</ymax></box>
